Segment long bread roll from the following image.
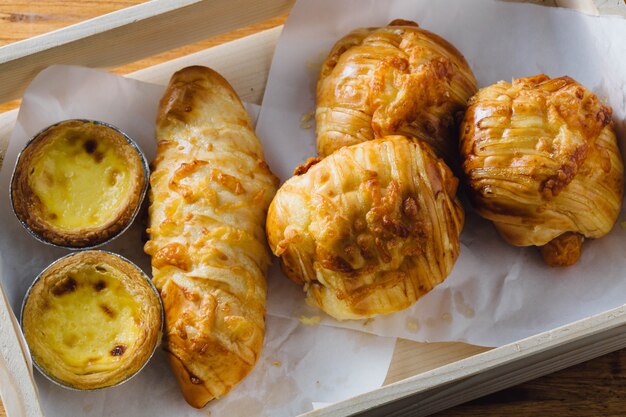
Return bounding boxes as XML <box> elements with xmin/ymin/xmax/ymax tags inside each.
<box><xmin>144</xmin><ymin>66</ymin><xmax>278</xmax><ymax>408</ymax></box>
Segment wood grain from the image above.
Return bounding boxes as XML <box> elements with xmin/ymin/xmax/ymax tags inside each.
<box><xmin>434</xmin><ymin>349</ymin><xmax>626</xmax><ymax>417</ymax></box>
<box><xmin>0</xmin><ymin>1</ymin><xmax>625</xmax><ymax>417</ymax></box>
<box><xmin>0</xmin><ymin>1</ymin><xmax>287</xmax><ymax>113</ymax></box>
<box><xmin>0</xmin><ymin>1</ymin><xmax>145</xmax><ymax>113</ymax></box>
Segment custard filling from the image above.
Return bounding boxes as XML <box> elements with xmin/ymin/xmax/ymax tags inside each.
<box><xmin>27</xmin><ymin>124</ymin><xmax>134</xmax><ymax>231</ymax></box>
<box><xmin>37</xmin><ymin>264</ymin><xmax>142</xmax><ymax>374</ymax></box>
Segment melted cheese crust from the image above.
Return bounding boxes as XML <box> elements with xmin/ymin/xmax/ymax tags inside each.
<box><xmin>144</xmin><ymin>66</ymin><xmax>278</xmax><ymax>407</ymax></box>
<box><xmin>316</xmin><ymin>20</ymin><xmax>477</xmax><ymax>164</ymax></box>
<box><xmin>28</xmin><ymin>123</ymin><xmax>135</xmax><ymax>230</ymax></box>
<box><xmin>460</xmin><ymin>75</ymin><xmax>624</xmax><ymax>265</ymax></box>
<box><xmin>267</xmin><ymin>136</ymin><xmax>464</xmax><ymax>320</ymax></box>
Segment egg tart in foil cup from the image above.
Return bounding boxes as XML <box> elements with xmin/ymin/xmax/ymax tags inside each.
<box><xmin>10</xmin><ymin>119</ymin><xmax>149</xmax><ymax>249</ymax></box>
<box><xmin>21</xmin><ymin>250</ymin><xmax>163</xmax><ymax>390</ymax></box>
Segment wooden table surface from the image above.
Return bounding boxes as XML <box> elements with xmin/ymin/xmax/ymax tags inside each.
<box><xmin>0</xmin><ymin>1</ymin><xmax>624</xmax><ymax>416</ymax></box>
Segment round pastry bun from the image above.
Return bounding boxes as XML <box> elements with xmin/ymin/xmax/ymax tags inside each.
<box><xmin>267</xmin><ymin>136</ymin><xmax>464</xmax><ymax>320</ymax></box>
<box><xmin>10</xmin><ymin>119</ymin><xmax>149</xmax><ymax>249</ymax></box>
<box><xmin>21</xmin><ymin>251</ymin><xmax>162</xmax><ymax>390</ymax></box>
<box><xmin>316</xmin><ymin>19</ymin><xmax>477</xmax><ymax>165</ymax></box>
<box><xmin>460</xmin><ymin>75</ymin><xmax>624</xmax><ymax>266</ymax></box>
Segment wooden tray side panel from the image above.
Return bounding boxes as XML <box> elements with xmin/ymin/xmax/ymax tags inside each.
<box><xmin>0</xmin><ymin>283</ymin><xmax>44</xmax><ymax>417</ymax></box>
<box><xmin>0</xmin><ymin>25</ymin><xmax>282</xmax><ymax>169</ymax></box>
<box><xmin>384</xmin><ymin>341</ymin><xmax>490</xmax><ymax>385</ymax></box>
<box><xmin>127</xmin><ymin>26</ymin><xmax>283</xmax><ymax>104</ymax></box>
<box><xmin>0</xmin><ymin>0</ymin><xmax>294</xmax><ymax>105</ymax></box>
<box><xmin>303</xmin><ymin>306</ymin><xmax>626</xmax><ymax>417</ymax></box>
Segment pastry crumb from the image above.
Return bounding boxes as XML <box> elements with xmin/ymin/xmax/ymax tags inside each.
<box><xmin>406</xmin><ymin>319</ymin><xmax>420</xmax><ymax>332</ymax></box>
<box><xmin>454</xmin><ymin>291</ymin><xmax>475</xmax><ymax>318</ymax></box>
<box><xmin>362</xmin><ymin>318</ymin><xmax>374</xmax><ymax>326</ymax></box>
<box><xmin>300</xmin><ymin>112</ymin><xmax>315</xmax><ymax>129</ymax></box>
<box><xmin>271</xmin><ymin>360</ymin><xmax>282</xmax><ymax>367</ymax></box>
<box><xmin>620</xmin><ymin>221</ymin><xmax>626</xmax><ymax>229</ymax></box>
<box><xmin>299</xmin><ymin>315</ymin><xmax>321</xmax><ymax>325</ymax></box>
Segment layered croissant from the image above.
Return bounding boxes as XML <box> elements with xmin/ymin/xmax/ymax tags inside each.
<box><xmin>460</xmin><ymin>75</ymin><xmax>624</xmax><ymax>266</ymax></box>
<box><xmin>145</xmin><ymin>67</ymin><xmax>278</xmax><ymax>407</ymax></box>
<box><xmin>316</xmin><ymin>19</ymin><xmax>477</xmax><ymax>163</ymax></box>
<box><xmin>266</xmin><ymin>136</ymin><xmax>464</xmax><ymax>319</ymax></box>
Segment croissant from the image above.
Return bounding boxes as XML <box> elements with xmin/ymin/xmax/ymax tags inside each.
<box><xmin>266</xmin><ymin>136</ymin><xmax>464</xmax><ymax>320</ymax></box>
<box><xmin>316</xmin><ymin>19</ymin><xmax>477</xmax><ymax>163</ymax></box>
<box><xmin>460</xmin><ymin>75</ymin><xmax>624</xmax><ymax>266</ymax></box>
<box><xmin>144</xmin><ymin>66</ymin><xmax>278</xmax><ymax>407</ymax></box>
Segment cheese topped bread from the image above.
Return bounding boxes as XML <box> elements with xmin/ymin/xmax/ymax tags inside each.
<box><xmin>144</xmin><ymin>66</ymin><xmax>278</xmax><ymax>407</ymax></box>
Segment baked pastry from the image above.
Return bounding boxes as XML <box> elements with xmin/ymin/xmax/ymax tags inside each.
<box><xmin>266</xmin><ymin>136</ymin><xmax>464</xmax><ymax>320</ymax></box>
<box><xmin>144</xmin><ymin>66</ymin><xmax>278</xmax><ymax>407</ymax></box>
<box><xmin>460</xmin><ymin>75</ymin><xmax>624</xmax><ymax>266</ymax></box>
<box><xmin>316</xmin><ymin>19</ymin><xmax>477</xmax><ymax>162</ymax></box>
<box><xmin>10</xmin><ymin>119</ymin><xmax>148</xmax><ymax>248</ymax></box>
<box><xmin>21</xmin><ymin>251</ymin><xmax>162</xmax><ymax>390</ymax></box>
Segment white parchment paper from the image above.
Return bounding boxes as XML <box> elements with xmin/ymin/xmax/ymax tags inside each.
<box><xmin>256</xmin><ymin>0</ymin><xmax>626</xmax><ymax>347</ymax></box>
<box><xmin>0</xmin><ymin>65</ymin><xmax>396</xmax><ymax>417</ymax></box>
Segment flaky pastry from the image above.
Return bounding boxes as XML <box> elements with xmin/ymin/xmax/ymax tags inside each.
<box><xmin>316</xmin><ymin>19</ymin><xmax>477</xmax><ymax>162</ymax></box>
<box><xmin>144</xmin><ymin>66</ymin><xmax>278</xmax><ymax>407</ymax></box>
<box><xmin>267</xmin><ymin>136</ymin><xmax>464</xmax><ymax>319</ymax></box>
<box><xmin>460</xmin><ymin>75</ymin><xmax>624</xmax><ymax>266</ymax></box>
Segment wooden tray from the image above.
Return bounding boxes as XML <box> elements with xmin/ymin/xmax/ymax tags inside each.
<box><xmin>0</xmin><ymin>1</ymin><xmax>624</xmax><ymax>416</ymax></box>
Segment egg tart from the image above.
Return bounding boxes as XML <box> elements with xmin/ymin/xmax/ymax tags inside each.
<box><xmin>21</xmin><ymin>251</ymin><xmax>162</xmax><ymax>390</ymax></box>
<box><xmin>11</xmin><ymin>119</ymin><xmax>148</xmax><ymax>248</ymax></box>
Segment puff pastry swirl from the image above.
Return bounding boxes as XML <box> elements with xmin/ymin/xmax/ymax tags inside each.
<box><xmin>266</xmin><ymin>136</ymin><xmax>464</xmax><ymax>319</ymax></box>
<box><xmin>317</xmin><ymin>19</ymin><xmax>477</xmax><ymax>162</ymax></box>
<box><xmin>145</xmin><ymin>66</ymin><xmax>278</xmax><ymax>407</ymax></box>
<box><xmin>460</xmin><ymin>75</ymin><xmax>624</xmax><ymax>266</ymax></box>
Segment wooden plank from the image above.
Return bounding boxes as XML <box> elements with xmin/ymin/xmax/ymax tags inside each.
<box><xmin>433</xmin><ymin>349</ymin><xmax>626</xmax><ymax>416</ymax></box>
<box><xmin>0</xmin><ymin>0</ymin><xmax>294</xmax><ymax>105</ymax></box>
<box><xmin>0</xmin><ymin>13</ymin><xmax>288</xmax><ymax>114</ymax></box>
<box><xmin>0</xmin><ymin>24</ymin><xmax>281</xmax><ymax>165</ymax></box>
<box><xmin>303</xmin><ymin>305</ymin><xmax>626</xmax><ymax>416</ymax></box>
<box><xmin>555</xmin><ymin>0</ymin><xmax>600</xmax><ymax>14</ymax></box>
<box><xmin>0</xmin><ymin>1</ymin><xmax>148</xmax><ymax>47</ymax></box>
<box><xmin>0</xmin><ymin>273</ymin><xmax>44</xmax><ymax>417</ymax></box>
<box><xmin>127</xmin><ymin>26</ymin><xmax>283</xmax><ymax>104</ymax></box>
<box><xmin>0</xmin><ymin>110</ymin><xmax>17</xmax><ymax>168</ymax></box>
<box><xmin>384</xmin><ymin>341</ymin><xmax>490</xmax><ymax>385</ymax></box>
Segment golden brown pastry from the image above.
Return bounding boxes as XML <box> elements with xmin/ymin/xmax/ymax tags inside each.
<box><xmin>266</xmin><ymin>136</ymin><xmax>464</xmax><ymax>320</ymax></box>
<box><xmin>460</xmin><ymin>75</ymin><xmax>624</xmax><ymax>266</ymax></box>
<box><xmin>316</xmin><ymin>19</ymin><xmax>477</xmax><ymax>162</ymax></box>
<box><xmin>11</xmin><ymin>120</ymin><xmax>147</xmax><ymax>248</ymax></box>
<box><xmin>144</xmin><ymin>66</ymin><xmax>278</xmax><ymax>407</ymax></box>
<box><xmin>21</xmin><ymin>251</ymin><xmax>162</xmax><ymax>390</ymax></box>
